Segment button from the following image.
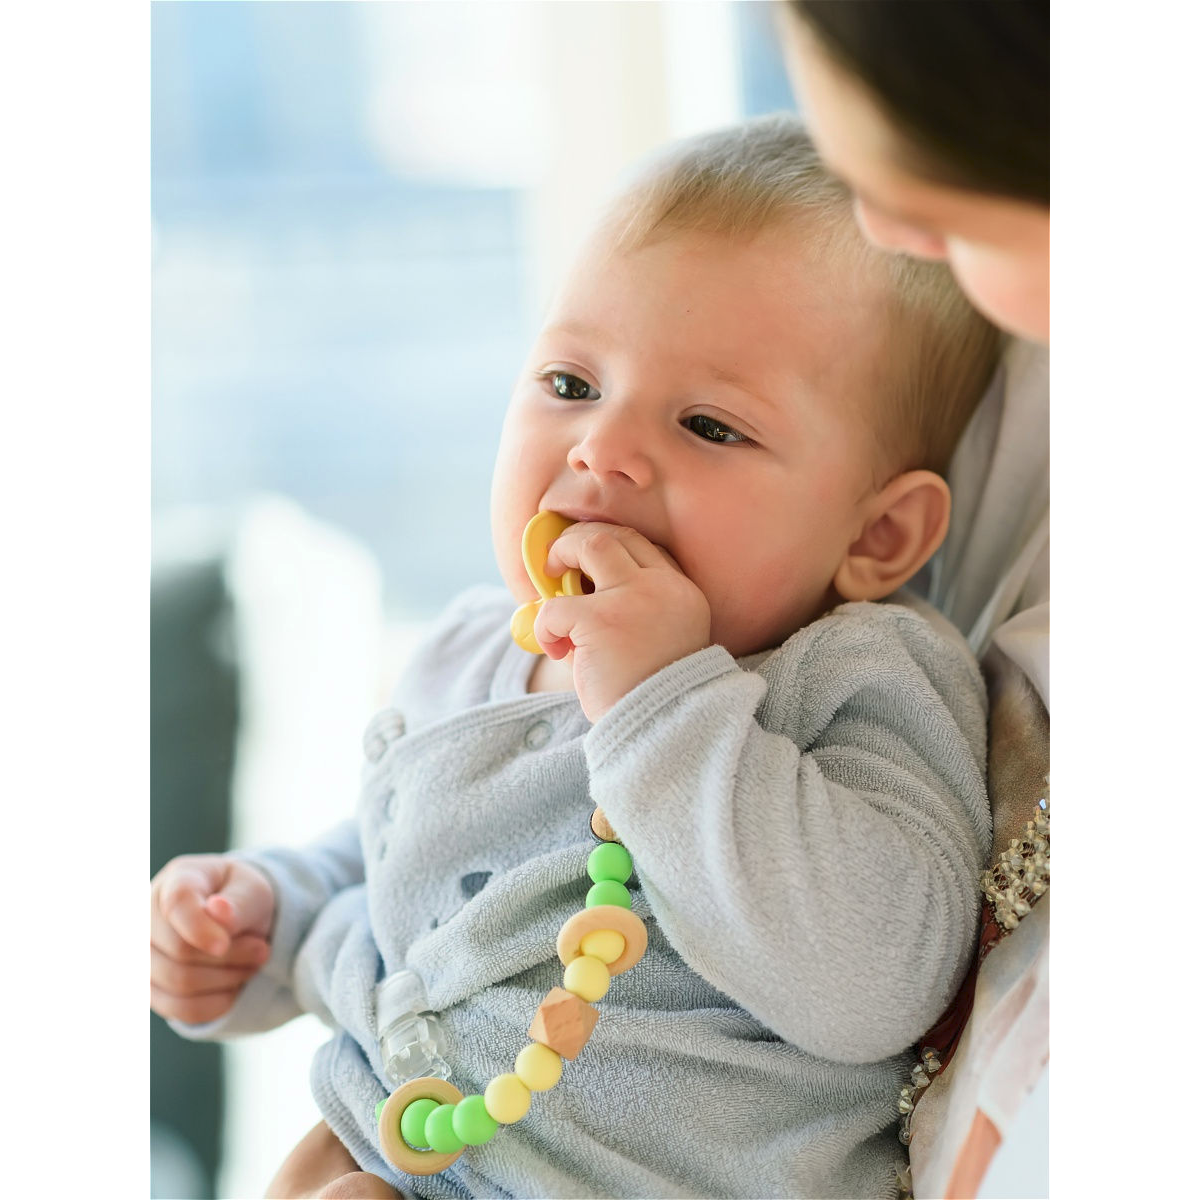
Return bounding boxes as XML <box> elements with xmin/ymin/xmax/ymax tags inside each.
<box><xmin>363</xmin><ymin>708</ymin><xmax>406</xmax><ymax>763</ymax></box>
<box><xmin>523</xmin><ymin>720</ymin><xmax>553</xmax><ymax>751</ymax></box>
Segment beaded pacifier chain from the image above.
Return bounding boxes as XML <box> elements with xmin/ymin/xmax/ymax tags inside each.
<box><xmin>374</xmin><ymin>514</ymin><xmax>645</xmax><ymax>1177</ymax></box>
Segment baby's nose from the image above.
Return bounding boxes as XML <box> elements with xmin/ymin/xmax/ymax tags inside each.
<box><xmin>566</xmin><ymin>412</ymin><xmax>654</xmax><ymax>487</ymax></box>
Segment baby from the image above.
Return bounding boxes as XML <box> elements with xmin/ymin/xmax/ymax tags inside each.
<box><xmin>151</xmin><ymin>115</ymin><xmax>1001</xmax><ymax>1199</ymax></box>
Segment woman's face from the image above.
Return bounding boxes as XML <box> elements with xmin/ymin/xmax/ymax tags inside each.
<box><xmin>781</xmin><ymin>16</ymin><xmax>1049</xmax><ymax>344</ymax></box>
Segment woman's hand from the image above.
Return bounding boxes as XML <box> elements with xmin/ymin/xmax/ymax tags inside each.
<box><xmin>536</xmin><ymin>522</ymin><xmax>711</xmax><ymax>722</ymax></box>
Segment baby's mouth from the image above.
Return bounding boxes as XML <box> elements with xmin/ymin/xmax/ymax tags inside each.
<box><xmin>546</xmin><ymin>507</ymin><xmax>651</xmax><ymax>543</ymax></box>
<box><xmin>535</xmin><ymin>506</ymin><xmax>677</xmax><ymax>578</ymax></box>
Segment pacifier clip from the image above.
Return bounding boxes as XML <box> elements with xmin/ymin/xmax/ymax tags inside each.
<box><xmin>374</xmin><ymin>807</ymin><xmax>645</xmax><ymax>1176</ymax></box>
<box><xmin>376</xmin><ymin>512</ymin><xmax>637</xmax><ymax>1175</ymax></box>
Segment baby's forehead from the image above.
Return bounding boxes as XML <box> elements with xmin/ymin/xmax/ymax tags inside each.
<box><xmin>597</xmin><ymin>202</ymin><xmax>861</xmax><ymax>267</ymax></box>
<box><xmin>549</xmin><ymin>218</ymin><xmax>892</xmax><ymax>357</ymax></box>
<box><xmin>544</xmin><ymin>226</ymin><xmax>892</xmax><ymax>411</ymax></box>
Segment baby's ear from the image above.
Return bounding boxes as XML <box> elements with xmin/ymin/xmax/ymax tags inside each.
<box><xmin>833</xmin><ymin>470</ymin><xmax>951</xmax><ymax>603</ymax></box>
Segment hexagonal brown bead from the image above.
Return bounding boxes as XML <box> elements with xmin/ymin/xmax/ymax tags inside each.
<box><xmin>528</xmin><ymin>986</ymin><xmax>599</xmax><ymax>1060</ymax></box>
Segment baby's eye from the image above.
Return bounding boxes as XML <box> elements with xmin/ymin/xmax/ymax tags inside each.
<box><xmin>549</xmin><ymin>372</ymin><xmax>600</xmax><ymax>401</ymax></box>
<box><xmin>684</xmin><ymin>414</ymin><xmax>747</xmax><ymax>444</ymax></box>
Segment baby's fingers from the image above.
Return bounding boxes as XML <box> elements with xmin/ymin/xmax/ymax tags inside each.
<box><xmin>152</xmin><ymin>899</ymin><xmax>269</xmax><ymax>967</ymax></box>
<box><xmin>547</xmin><ymin>523</ymin><xmax>658</xmax><ymax>584</ymax></box>
<box><xmin>204</xmin><ymin>861</ymin><xmax>275</xmax><ymax>939</ymax></box>
<box><xmin>150</xmin><ymin>981</ymin><xmax>243</xmax><ymax>1026</ymax></box>
<box><xmin>150</xmin><ymin>946</ymin><xmax>263</xmax><ymax>998</ymax></box>
<box><xmin>154</xmin><ymin>861</ymin><xmax>233</xmax><ymax>956</ymax></box>
<box><xmin>534</xmin><ymin>594</ymin><xmax>590</xmax><ymax>655</ymax></box>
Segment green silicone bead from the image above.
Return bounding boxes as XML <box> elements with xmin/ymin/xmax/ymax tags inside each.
<box><xmin>587</xmin><ymin>841</ymin><xmax>633</xmax><ymax>884</ymax></box>
<box><xmin>451</xmin><ymin>1094</ymin><xmax>499</xmax><ymax>1146</ymax></box>
<box><xmin>586</xmin><ymin>879</ymin><xmax>631</xmax><ymax>909</ymax></box>
<box><xmin>400</xmin><ymin>1097</ymin><xmax>439</xmax><ymax>1150</ymax></box>
<box><xmin>424</xmin><ymin>1103</ymin><xmax>465</xmax><ymax>1154</ymax></box>
<box><xmin>374</xmin><ymin>1098</ymin><xmax>387</xmax><ymax>1125</ymax></box>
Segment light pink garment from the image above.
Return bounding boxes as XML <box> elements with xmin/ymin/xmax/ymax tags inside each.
<box><xmin>909</xmin><ymin>646</ymin><xmax>1049</xmax><ymax>1198</ymax></box>
<box><xmin>907</xmin><ymin>340</ymin><xmax>1050</xmax><ymax>1197</ymax></box>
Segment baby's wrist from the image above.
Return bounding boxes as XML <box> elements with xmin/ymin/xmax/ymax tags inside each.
<box><xmin>588</xmin><ymin>641</ymin><xmax>709</xmax><ymax>723</ymax></box>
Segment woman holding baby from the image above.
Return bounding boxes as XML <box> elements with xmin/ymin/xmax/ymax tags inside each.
<box><xmin>782</xmin><ymin>4</ymin><xmax>1049</xmax><ymax>1197</ymax></box>
<box><xmin>153</xmin><ymin>5</ymin><xmax>1050</xmax><ymax>1198</ymax></box>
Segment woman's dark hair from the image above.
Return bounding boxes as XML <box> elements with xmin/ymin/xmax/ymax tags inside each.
<box><xmin>789</xmin><ymin>1</ymin><xmax>1048</xmax><ymax>205</ymax></box>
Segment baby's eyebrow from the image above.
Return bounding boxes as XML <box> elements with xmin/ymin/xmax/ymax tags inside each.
<box><xmin>702</xmin><ymin>362</ymin><xmax>791</xmax><ymax>414</ymax></box>
<box><xmin>708</xmin><ymin>362</ymin><xmax>757</xmax><ymax>391</ymax></box>
<box><xmin>539</xmin><ymin>319</ymin><xmax>606</xmax><ymax>344</ymax></box>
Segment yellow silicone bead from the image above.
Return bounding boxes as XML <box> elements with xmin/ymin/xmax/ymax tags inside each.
<box><xmin>563</xmin><ymin>954</ymin><xmax>611</xmax><ymax>1002</ymax></box>
<box><xmin>515</xmin><ymin>1042</ymin><xmax>563</xmax><ymax>1091</ymax></box>
<box><xmin>580</xmin><ymin>929</ymin><xmax>625</xmax><ymax>965</ymax></box>
<box><xmin>484</xmin><ymin>1073</ymin><xmax>532</xmax><ymax>1124</ymax></box>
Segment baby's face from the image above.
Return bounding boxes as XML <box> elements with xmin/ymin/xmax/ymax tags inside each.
<box><xmin>491</xmin><ymin>224</ymin><xmax>890</xmax><ymax>658</ymax></box>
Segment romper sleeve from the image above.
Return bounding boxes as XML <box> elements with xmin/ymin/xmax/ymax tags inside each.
<box><xmin>169</xmin><ymin>818</ymin><xmax>364</xmax><ymax>1040</ymax></box>
<box><xmin>585</xmin><ymin>600</ymin><xmax>990</xmax><ymax>1064</ymax></box>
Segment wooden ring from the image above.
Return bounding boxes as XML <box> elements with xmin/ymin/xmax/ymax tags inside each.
<box><xmin>377</xmin><ymin>1076</ymin><xmax>465</xmax><ymax>1176</ymax></box>
<box><xmin>557</xmin><ymin>905</ymin><xmax>647</xmax><ymax>976</ymax></box>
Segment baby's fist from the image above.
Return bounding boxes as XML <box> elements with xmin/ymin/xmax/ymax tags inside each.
<box><xmin>150</xmin><ymin>853</ymin><xmax>275</xmax><ymax>1025</ymax></box>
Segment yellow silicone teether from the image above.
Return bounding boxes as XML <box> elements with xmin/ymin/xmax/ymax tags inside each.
<box><xmin>510</xmin><ymin>511</ymin><xmax>585</xmax><ymax>653</ymax></box>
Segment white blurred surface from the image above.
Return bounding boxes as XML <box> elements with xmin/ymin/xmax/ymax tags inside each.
<box><xmin>216</xmin><ymin>497</ymin><xmax>430</xmax><ymax>1199</ymax></box>
<box><xmin>978</xmin><ymin>1067</ymin><xmax>1050</xmax><ymax>1199</ymax></box>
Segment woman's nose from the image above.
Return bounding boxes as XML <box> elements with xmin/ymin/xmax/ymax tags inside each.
<box><xmin>853</xmin><ymin>197</ymin><xmax>947</xmax><ymax>260</ymax></box>
<box><xmin>566</xmin><ymin>405</ymin><xmax>655</xmax><ymax>487</ymax></box>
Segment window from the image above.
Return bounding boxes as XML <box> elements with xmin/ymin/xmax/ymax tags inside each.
<box><xmin>151</xmin><ymin>6</ymin><xmax>796</xmax><ymax>1195</ymax></box>
<box><xmin>153</xmin><ymin>0</ymin><xmax>794</xmax><ymax>620</ymax></box>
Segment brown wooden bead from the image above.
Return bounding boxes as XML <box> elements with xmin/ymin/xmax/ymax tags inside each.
<box><xmin>557</xmin><ymin>905</ymin><xmax>647</xmax><ymax>976</ymax></box>
<box><xmin>590</xmin><ymin>807</ymin><xmax>619</xmax><ymax>844</ymax></box>
<box><xmin>528</xmin><ymin>986</ymin><xmax>599</xmax><ymax>1060</ymax></box>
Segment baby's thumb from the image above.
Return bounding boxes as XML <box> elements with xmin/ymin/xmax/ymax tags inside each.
<box><xmin>204</xmin><ymin>864</ymin><xmax>274</xmax><ymax>941</ymax></box>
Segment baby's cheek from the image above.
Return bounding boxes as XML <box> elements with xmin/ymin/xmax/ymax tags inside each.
<box><xmin>705</xmin><ymin>562</ymin><xmax>825</xmax><ymax>657</ymax></box>
<box><xmin>489</xmin><ymin>498</ymin><xmax>528</xmax><ymax>602</ymax></box>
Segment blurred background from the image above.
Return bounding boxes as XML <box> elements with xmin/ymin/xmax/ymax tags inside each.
<box><xmin>151</xmin><ymin>3</ymin><xmax>795</xmax><ymax>1196</ymax></box>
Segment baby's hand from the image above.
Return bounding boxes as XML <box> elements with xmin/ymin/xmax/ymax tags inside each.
<box><xmin>536</xmin><ymin>522</ymin><xmax>711</xmax><ymax>721</ymax></box>
<box><xmin>150</xmin><ymin>853</ymin><xmax>275</xmax><ymax>1025</ymax></box>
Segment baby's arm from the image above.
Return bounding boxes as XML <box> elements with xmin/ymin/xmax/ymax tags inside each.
<box><xmin>585</xmin><ymin>602</ymin><xmax>990</xmax><ymax>1063</ymax></box>
<box><xmin>158</xmin><ymin>818</ymin><xmax>365</xmax><ymax>1039</ymax></box>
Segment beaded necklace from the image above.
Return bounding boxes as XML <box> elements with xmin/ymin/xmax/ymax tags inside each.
<box><xmin>375</xmin><ymin>805</ymin><xmax>644</xmax><ymax>1176</ymax></box>
<box><xmin>375</xmin><ymin>513</ymin><xmax>641</xmax><ymax>1176</ymax></box>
